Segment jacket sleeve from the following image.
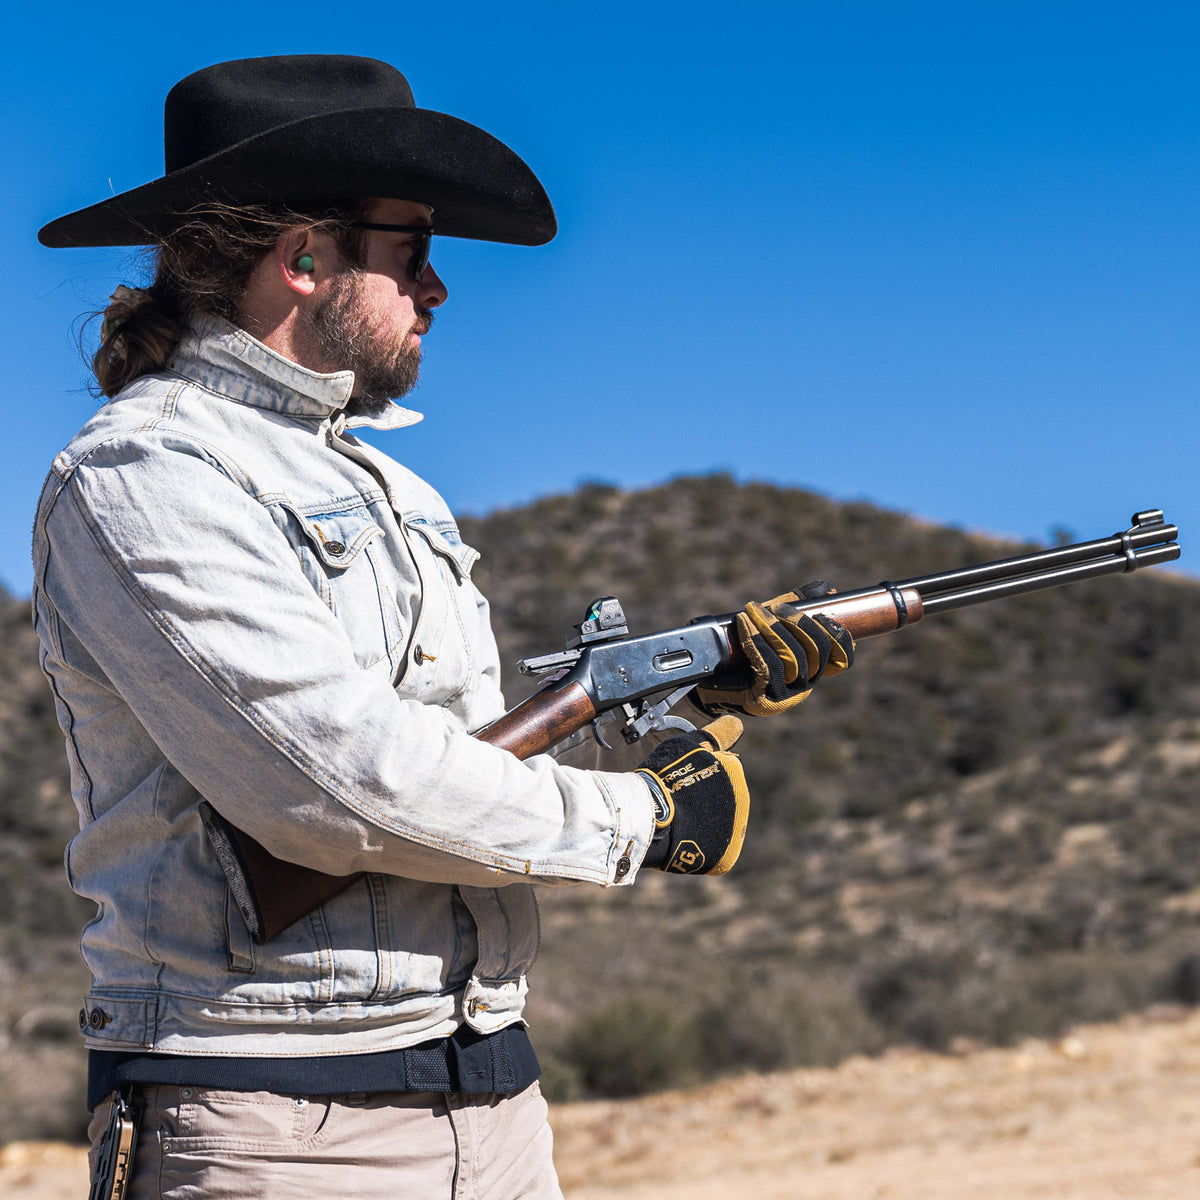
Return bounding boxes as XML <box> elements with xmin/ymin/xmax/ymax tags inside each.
<box><xmin>34</xmin><ymin>433</ymin><xmax>655</xmax><ymax>888</ymax></box>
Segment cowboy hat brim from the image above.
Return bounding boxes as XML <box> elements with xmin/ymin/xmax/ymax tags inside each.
<box><xmin>39</xmin><ymin>105</ymin><xmax>557</xmax><ymax>248</ymax></box>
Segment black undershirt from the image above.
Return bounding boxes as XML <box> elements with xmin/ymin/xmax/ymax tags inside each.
<box><xmin>87</xmin><ymin>1024</ymin><xmax>539</xmax><ymax>1110</ymax></box>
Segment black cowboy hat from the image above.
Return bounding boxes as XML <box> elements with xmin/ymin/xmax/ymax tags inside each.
<box><xmin>38</xmin><ymin>54</ymin><xmax>556</xmax><ymax>249</ymax></box>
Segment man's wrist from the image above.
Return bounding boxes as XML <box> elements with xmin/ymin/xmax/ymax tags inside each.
<box><xmin>635</xmin><ymin>770</ymin><xmax>672</xmax><ymax>868</ymax></box>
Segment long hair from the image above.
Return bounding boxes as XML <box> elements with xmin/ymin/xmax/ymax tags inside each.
<box><xmin>90</xmin><ymin>200</ymin><xmax>369</xmax><ymax>398</ymax></box>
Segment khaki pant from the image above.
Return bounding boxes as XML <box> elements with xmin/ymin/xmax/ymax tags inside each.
<box><xmin>88</xmin><ymin>1083</ymin><xmax>562</xmax><ymax>1200</ymax></box>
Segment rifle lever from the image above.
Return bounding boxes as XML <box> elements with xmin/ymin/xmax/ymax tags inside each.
<box><xmin>614</xmin><ymin>685</ymin><xmax>699</xmax><ymax>745</ymax></box>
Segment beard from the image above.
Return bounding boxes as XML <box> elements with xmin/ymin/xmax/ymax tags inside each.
<box><xmin>307</xmin><ymin>267</ymin><xmax>433</xmax><ymax>417</ymax></box>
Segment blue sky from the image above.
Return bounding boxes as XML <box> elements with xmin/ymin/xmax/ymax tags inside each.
<box><xmin>5</xmin><ymin>1</ymin><xmax>1196</xmax><ymax>596</ymax></box>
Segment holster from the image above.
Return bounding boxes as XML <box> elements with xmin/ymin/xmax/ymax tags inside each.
<box><xmin>199</xmin><ymin>801</ymin><xmax>363</xmax><ymax>944</ymax></box>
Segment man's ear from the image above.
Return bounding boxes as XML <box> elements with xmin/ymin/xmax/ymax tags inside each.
<box><xmin>276</xmin><ymin>228</ymin><xmax>320</xmax><ymax>297</ymax></box>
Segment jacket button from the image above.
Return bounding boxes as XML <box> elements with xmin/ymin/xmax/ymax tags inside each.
<box><xmin>413</xmin><ymin>645</ymin><xmax>425</xmax><ymax>664</ymax></box>
<box><xmin>88</xmin><ymin>1007</ymin><xmax>111</xmax><ymax>1030</ymax></box>
<box><xmin>78</xmin><ymin>1008</ymin><xmax>88</xmax><ymax>1031</ymax></box>
<box><xmin>614</xmin><ymin>855</ymin><xmax>632</xmax><ymax>880</ymax></box>
<box><xmin>324</xmin><ymin>540</ymin><xmax>346</xmax><ymax>557</ymax></box>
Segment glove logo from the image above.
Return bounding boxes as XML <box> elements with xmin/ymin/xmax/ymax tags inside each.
<box><xmin>666</xmin><ymin>840</ymin><xmax>705</xmax><ymax>873</ymax></box>
<box><xmin>663</xmin><ymin>757</ymin><xmax>721</xmax><ymax>791</ymax></box>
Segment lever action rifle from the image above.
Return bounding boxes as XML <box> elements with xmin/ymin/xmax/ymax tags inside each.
<box><xmin>203</xmin><ymin>509</ymin><xmax>1180</xmax><ymax>944</ymax></box>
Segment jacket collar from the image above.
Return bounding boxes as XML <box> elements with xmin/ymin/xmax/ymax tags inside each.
<box><xmin>170</xmin><ymin>312</ymin><xmax>424</xmax><ymax>431</ymax></box>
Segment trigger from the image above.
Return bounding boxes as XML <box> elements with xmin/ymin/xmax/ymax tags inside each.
<box><xmin>591</xmin><ymin>715</ymin><xmax>615</xmax><ymax>751</ymax></box>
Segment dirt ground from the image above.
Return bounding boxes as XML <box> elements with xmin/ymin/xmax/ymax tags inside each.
<box><xmin>6</xmin><ymin>1007</ymin><xmax>1200</xmax><ymax>1199</ymax></box>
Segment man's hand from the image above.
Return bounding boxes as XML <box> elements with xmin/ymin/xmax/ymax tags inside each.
<box><xmin>637</xmin><ymin>715</ymin><xmax>749</xmax><ymax>876</ymax></box>
<box><xmin>696</xmin><ymin>580</ymin><xmax>855</xmax><ymax>717</ymax></box>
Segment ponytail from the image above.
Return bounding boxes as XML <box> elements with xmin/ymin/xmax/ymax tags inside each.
<box><xmin>92</xmin><ymin>284</ymin><xmax>186</xmax><ymax>398</ymax></box>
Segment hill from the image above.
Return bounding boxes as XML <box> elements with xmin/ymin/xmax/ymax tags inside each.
<box><xmin>2</xmin><ymin>475</ymin><xmax>1199</xmax><ymax>1140</ymax></box>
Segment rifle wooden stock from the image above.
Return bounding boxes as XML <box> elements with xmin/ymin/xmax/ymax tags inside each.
<box><xmin>476</xmin><ymin>678</ymin><xmax>600</xmax><ymax>758</ymax></box>
<box><xmin>202</xmin><ymin>510</ymin><xmax>1178</xmax><ymax>944</ymax></box>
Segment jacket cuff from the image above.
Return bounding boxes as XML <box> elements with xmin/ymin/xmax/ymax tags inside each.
<box><xmin>592</xmin><ymin>770</ymin><xmax>658</xmax><ymax>886</ymax></box>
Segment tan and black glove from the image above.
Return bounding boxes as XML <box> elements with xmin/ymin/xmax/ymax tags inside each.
<box><xmin>637</xmin><ymin>715</ymin><xmax>750</xmax><ymax>875</ymax></box>
<box><xmin>696</xmin><ymin>579</ymin><xmax>855</xmax><ymax>717</ymax></box>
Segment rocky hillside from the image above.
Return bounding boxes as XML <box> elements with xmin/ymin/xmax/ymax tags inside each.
<box><xmin>2</xmin><ymin>476</ymin><xmax>1198</xmax><ymax>1140</ymax></box>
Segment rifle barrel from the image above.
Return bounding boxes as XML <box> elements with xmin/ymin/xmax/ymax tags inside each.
<box><xmin>797</xmin><ymin>511</ymin><xmax>1180</xmax><ymax>632</ymax></box>
<box><xmin>896</xmin><ymin>516</ymin><xmax>1178</xmax><ymax>599</ymax></box>
<box><xmin>919</xmin><ymin>541</ymin><xmax>1180</xmax><ymax>615</ymax></box>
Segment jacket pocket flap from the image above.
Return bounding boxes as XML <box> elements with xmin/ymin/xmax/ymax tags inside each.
<box><xmin>285</xmin><ymin>504</ymin><xmax>385</xmax><ymax>569</ymax></box>
<box><xmin>404</xmin><ymin>514</ymin><xmax>480</xmax><ymax>581</ymax></box>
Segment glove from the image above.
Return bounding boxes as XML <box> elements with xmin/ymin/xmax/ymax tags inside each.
<box><xmin>695</xmin><ymin>580</ymin><xmax>855</xmax><ymax>717</ymax></box>
<box><xmin>637</xmin><ymin>715</ymin><xmax>750</xmax><ymax>876</ymax></box>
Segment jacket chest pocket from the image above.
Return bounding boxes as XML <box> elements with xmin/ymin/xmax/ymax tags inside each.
<box><xmin>278</xmin><ymin>502</ymin><xmax>406</xmax><ymax>677</ymax></box>
<box><xmin>400</xmin><ymin>515</ymin><xmax>482</xmax><ymax>704</ymax></box>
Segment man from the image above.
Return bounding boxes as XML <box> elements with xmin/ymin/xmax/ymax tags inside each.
<box><xmin>34</xmin><ymin>55</ymin><xmax>852</xmax><ymax>1199</ymax></box>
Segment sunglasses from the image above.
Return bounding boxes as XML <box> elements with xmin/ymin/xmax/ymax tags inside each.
<box><xmin>348</xmin><ymin>221</ymin><xmax>435</xmax><ymax>283</ymax></box>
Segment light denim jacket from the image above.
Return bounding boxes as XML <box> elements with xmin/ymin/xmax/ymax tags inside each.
<box><xmin>32</xmin><ymin>315</ymin><xmax>654</xmax><ymax>1058</ymax></box>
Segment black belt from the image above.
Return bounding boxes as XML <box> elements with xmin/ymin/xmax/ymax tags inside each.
<box><xmin>87</xmin><ymin>1023</ymin><xmax>539</xmax><ymax>1110</ymax></box>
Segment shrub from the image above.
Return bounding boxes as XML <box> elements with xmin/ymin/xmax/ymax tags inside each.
<box><xmin>560</xmin><ymin>995</ymin><xmax>706</xmax><ymax>1098</ymax></box>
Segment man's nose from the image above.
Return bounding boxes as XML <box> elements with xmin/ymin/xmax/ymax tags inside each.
<box><xmin>419</xmin><ymin>262</ymin><xmax>448</xmax><ymax>308</ymax></box>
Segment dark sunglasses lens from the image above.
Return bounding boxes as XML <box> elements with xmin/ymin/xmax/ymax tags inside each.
<box><xmin>412</xmin><ymin>233</ymin><xmax>431</xmax><ymax>282</ymax></box>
